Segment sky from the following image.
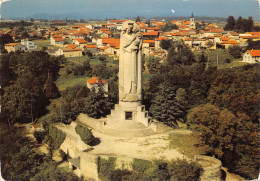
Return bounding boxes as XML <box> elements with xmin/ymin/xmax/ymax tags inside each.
<box><xmin>1</xmin><ymin>0</ymin><xmax>260</xmax><ymax>20</ymax></box>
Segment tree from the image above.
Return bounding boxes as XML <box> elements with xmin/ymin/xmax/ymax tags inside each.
<box><xmin>205</xmin><ymin>40</ymin><xmax>214</xmax><ymax>49</ymax></box>
<box><xmin>0</xmin><ymin>34</ymin><xmax>14</xmax><ymax>47</ymax></box>
<box><xmin>75</xmin><ymin>124</ymin><xmax>95</xmax><ymax>145</ymax></box>
<box><xmin>150</xmin><ymin>84</ymin><xmax>185</xmax><ymax>127</ymax></box>
<box><xmin>136</xmin><ymin>16</ymin><xmax>141</xmax><ymax>22</ymax></box>
<box><xmin>228</xmin><ymin>45</ymin><xmax>242</xmax><ymax>59</ymax></box>
<box><xmin>159</xmin><ymin>39</ymin><xmax>171</xmax><ymax>50</ymax></box>
<box><xmin>167</xmin><ymin>43</ymin><xmax>196</xmax><ymax>66</ymax></box>
<box><xmin>198</xmin><ymin>51</ymin><xmax>207</xmax><ymax>66</ymax></box>
<box><xmin>31</xmin><ymin>162</ymin><xmax>83</xmax><ymax>181</ymax></box>
<box><xmin>145</xmin><ymin>55</ymin><xmax>162</xmax><ymax>73</ymax></box>
<box><xmin>187</xmin><ymin>104</ymin><xmax>236</xmax><ymax>158</ymax></box>
<box><xmin>0</xmin><ymin>51</ymin><xmax>61</xmax><ymax>123</ymax></box>
<box><xmin>160</xmin><ymin>23</ymin><xmax>179</xmax><ymax>32</ymax></box>
<box><xmin>83</xmin><ymin>86</ymin><xmax>112</xmax><ymax>119</ymax></box>
<box><xmin>224</xmin><ymin>16</ymin><xmax>236</xmax><ymax>30</ymax></box>
<box><xmin>43</xmin><ymin>73</ymin><xmax>59</xmax><ymax>99</ymax></box>
<box><xmin>246</xmin><ymin>39</ymin><xmax>260</xmax><ymax>50</ymax></box>
<box><xmin>168</xmin><ymin>159</ymin><xmax>202</xmax><ymax>181</ymax></box>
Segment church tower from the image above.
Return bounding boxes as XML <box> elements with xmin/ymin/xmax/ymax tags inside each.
<box><xmin>189</xmin><ymin>13</ymin><xmax>196</xmax><ymax>29</ymax></box>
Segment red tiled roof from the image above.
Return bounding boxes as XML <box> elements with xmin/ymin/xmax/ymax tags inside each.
<box><xmin>248</xmin><ymin>50</ymin><xmax>260</xmax><ymax>57</ymax></box>
<box><xmin>221</xmin><ymin>37</ymin><xmax>231</xmax><ymax>41</ymax></box>
<box><xmin>62</xmin><ymin>48</ymin><xmax>82</xmax><ymax>52</ymax></box>
<box><xmin>156</xmin><ymin>22</ymin><xmax>166</xmax><ymax>26</ymax></box>
<box><xmin>85</xmin><ymin>45</ymin><xmax>97</xmax><ymax>48</ymax></box>
<box><xmin>101</xmin><ymin>28</ymin><xmax>110</xmax><ymax>31</ymax></box>
<box><xmin>230</xmin><ymin>32</ymin><xmax>239</xmax><ymax>36</ymax></box>
<box><xmin>142</xmin><ymin>31</ymin><xmax>159</xmax><ymax>36</ymax></box>
<box><xmin>220</xmin><ymin>40</ymin><xmax>239</xmax><ymax>45</ymax></box>
<box><xmin>54</xmin><ymin>38</ymin><xmax>64</xmax><ymax>42</ymax></box>
<box><xmin>170</xmin><ymin>20</ymin><xmax>178</xmax><ymax>24</ymax></box>
<box><xmin>143</xmin><ymin>40</ymin><xmax>155</xmax><ymax>44</ymax></box>
<box><xmin>74</xmin><ymin>38</ymin><xmax>87</xmax><ymax>43</ymax></box>
<box><xmin>87</xmin><ymin>77</ymin><xmax>107</xmax><ymax>84</ymax></box>
<box><xmin>5</xmin><ymin>43</ymin><xmax>18</xmax><ymax>46</ymax></box>
<box><xmin>146</xmin><ymin>27</ymin><xmax>159</xmax><ymax>30</ymax></box>
<box><xmin>101</xmin><ymin>46</ymin><xmax>110</xmax><ymax>50</ymax></box>
<box><xmin>165</xmin><ymin>32</ymin><xmax>189</xmax><ymax>36</ymax></box>
<box><xmin>246</xmin><ymin>32</ymin><xmax>260</xmax><ymax>36</ymax></box>
<box><xmin>102</xmin><ymin>38</ymin><xmax>120</xmax><ymax>47</ymax></box>
<box><xmin>52</xmin><ymin>35</ymin><xmax>62</xmax><ymax>38</ymax></box>
<box><xmin>210</xmin><ymin>29</ymin><xmax>224</xmax><ymax>33</ymax></box>
<box><xmin>241</xmin><ymin>36</ymin><xmax>260</xmax><ymax>39</ymax></box>
<box><xmin>155</xmin><ymin>37</ymin><xmax>168</xmax><ymax>41</ymax></box>
<box><xmin>108</xmin><ymin>20</ymin><xmax>126</xmax><ymax>23</ymax></box>
<box><xmin>66</xmin><ymin>44</ymin><xmax>79</xmax><ymax>49</ymax></box>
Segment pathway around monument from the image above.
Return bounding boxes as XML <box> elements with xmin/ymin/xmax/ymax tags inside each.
<box><xmin>90</xmin><ymin>127</ymin><xmax>193</xmax><ymax>161</ymax></box>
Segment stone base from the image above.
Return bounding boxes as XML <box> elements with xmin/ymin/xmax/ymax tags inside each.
<box><xmin>107</xmin><ymin>102</ymin><xmax>151</xmax><ymax>127</ymax></box>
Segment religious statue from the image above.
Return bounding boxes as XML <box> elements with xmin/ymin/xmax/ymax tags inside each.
<box><xmin>119</xmin><ymin>21</ymin><xmax>143</xmax><ymax>102</ymax></box>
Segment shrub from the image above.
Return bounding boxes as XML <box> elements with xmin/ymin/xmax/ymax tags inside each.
<box><xmin>75</xmin><ymin>124</ymin><xmax>95</xmax><ymax>145</ymax></box>
<box><xmin>96</xmin><ymin>156</ymin><xmax>116</xmax><ymax>177</ymax></box>
<box><xmin>43</xmin><ymin>125</ymin><xmax>66</xmax><ymax>149</ymax></box>
<box><xmin>33</xmin><ymin>130</ymin><xmax>47</xmax><ymax>144</ymax></box>
<box><xmin>168</xmin><ymin>159</ymin><xmax>202</xmax><ymax>181</ymax></box>
<box><xmin>132</xmin><ymin>158</ymin><xmax>153</xmax><ymax>175</ymax></box>
<box><xmin>109</xmin><ymin>169</ymin><xmax>132</xmax><ymax>181</ymax></box>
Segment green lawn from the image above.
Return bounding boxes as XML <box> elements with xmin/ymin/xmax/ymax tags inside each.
<box><xmin>33</xmin><ymin>39</ymin><xmax>51</xmax><ymax>46</ymax></box>
<box><xmin>168</xmin><ymin>133</ymin><xmax>206</xmax><ymax>159</ymax></box>
<box><xmin>217</xmin><ymin>61</ymin><xmax>249</xmax><ymax>69</ymax></box>
<box><xmin>194</xmin><ymin>49</ymin><xmax>235</xmax><ymax>66</ymax></box>
<box><xmin>56</xmin><ymin>76</ymin><xmax>88</xmax><ymax>91</ymax></box>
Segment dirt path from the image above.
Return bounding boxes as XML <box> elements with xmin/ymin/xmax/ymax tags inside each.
<box><xmin>91</xmin><ymin>130</ymin><xmax>188</xmax><ymax>161</ymax></box>
<box><xmin>222</xmin><ymin>167</ymin><xmax>244</xmax><ymax>181</ymax></box>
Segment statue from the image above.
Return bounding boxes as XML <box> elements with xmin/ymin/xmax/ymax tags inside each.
<box><xmin>119</xmin><ymin>21</ymin><xmax>143</xmax><ymax>102</ymax></box>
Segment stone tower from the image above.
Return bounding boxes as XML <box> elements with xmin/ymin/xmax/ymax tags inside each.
<box><xmin>190</xmin><ymin>13</ymin><xmax>196</xmax><ymax>29</ymax></box>
<box><xmin>106</xmin><ymin>20</ymin><xmax>150</xmax><ymax>127</ymax></box>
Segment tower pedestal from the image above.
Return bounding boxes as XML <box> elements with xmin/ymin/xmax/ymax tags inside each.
<box><xmin>106</xmin><ymin>101</ymin><xmax>151</xmax><ymax>127</ymax></box>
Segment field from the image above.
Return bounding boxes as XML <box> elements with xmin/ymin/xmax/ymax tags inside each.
<box><xmin>194</xmin><ymin>49</ymin><xmax>244</xmax><ymax>68</ymax></box>
<box><xmin>168</xmin><ymin>132</ymin><xmax>206</xmax><ymax>159</ymax></box>
<box><xmin>33</xmin><ymin>39</ymin><xmax>51</xmax><ymax>46</ymax></box>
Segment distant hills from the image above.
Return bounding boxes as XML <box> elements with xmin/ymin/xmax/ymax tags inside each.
<box><xmin>20</xmin><ymin>14</ymin><xmax>227</xmax><ymax>22</ymax></box>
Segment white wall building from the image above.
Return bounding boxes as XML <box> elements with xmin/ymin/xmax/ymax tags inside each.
<box><xmin>21</xmin><ymin>39</ymin><xmax>37</xmax><ymax>50</ymax></box>
<box><xmin>243</xmin><ymin>50</ymin><xmax>260</xmax><ymax>63</ymax></box>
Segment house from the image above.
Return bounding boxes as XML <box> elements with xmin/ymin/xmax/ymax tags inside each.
<box><xmin>142</xmin><ymin>31</ymin><xmax>159</xmax><ymax>39</ymax></box>
<box><xmin>86</xmin><ymin>77</ymin><xmax>108</xmax><ymax>94</ymax></box>
<box><xmin>60</xmin><ymin>44</ymin><xmax>82</xmax><ymax>57</ymax></box>
<box><xmin>218</xmin><ymin>40</ymin><xmax>239</xmax><ymax>49</ymax></box>
<box><xmin>69</xmin><ymin>33</ymin><xmax>85</xmax><ymax>40</ymax></box>
<box><xmin>243</xmin><ymin>50</ymin><xmax>260</xmax><ymax>63</ymax></box>
<box><xmin>5</xmin><ymin>43</ymin><xmax>26</xmax><ymax>53</ymax></box>
<box><xmin>50</xmin><ymin>35</ymin><xmax>65</xmax><ymax>47</ymax></box>
<box><xmin>73</xmin><ymin>38</ymin><xmax>88</xmax><ymax>49</ymax></box>
<box><xmin>142</xmin><ymin>40</ymin><xmax>155</xmax><ymax>48</ymax></box>
<box><xmin>84</xmin><ymin>45</ymin><xmax>98</xmax><ymax>55</ymax></box>
<box><xmin>21</xmin><ymin>39</ymin><xmax>37</xmax><ymax>51</ymax></box>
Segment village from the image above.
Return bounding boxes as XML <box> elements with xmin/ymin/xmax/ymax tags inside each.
<box><xmin>2</xmin><ymin>15</ymin><xmax>260</xmax><ymax>64</ymax></box>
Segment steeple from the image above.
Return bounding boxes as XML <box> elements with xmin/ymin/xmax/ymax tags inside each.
<box><xmin>191</xmin><ymin>12</ymin><xmax>194</xmax><ymax>18</ymax></box>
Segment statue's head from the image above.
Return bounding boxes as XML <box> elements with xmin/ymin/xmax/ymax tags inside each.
<box><xmin>122</xmin><ymin>20</ymin><xmax>137</xmax><ymax>35</ymax></box>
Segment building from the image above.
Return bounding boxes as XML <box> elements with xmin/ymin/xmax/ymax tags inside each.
<box><xmin>50</xmin><ymin>35</ymin><xmax>65</xmax><ymax>47</ymax></box>
<box><xmin>189</xmin><ymin>13</ymin><xmax>196</xmax><ymax>30</ymax></box>
<box><xmin>5</xmin><ymin>43</ymin><xmax>26</xmax><ymax>53</ymax></box>
<box><xmin>86</xmin><ymin>77</ymin><xmax>108</xmax><ymax>93</ymax></box>
<box><xmin>84</xmin><ymin>45</ymin><xmax>98</xmax><ymax>55</ymax></box>
<box><xmin>243</xmin><ymin>50</ymin><xmax>260</xmax><ymax>63</ymax></box>
<box><xmin>21</xmin><ymin>39</ymin><xmax>37</xmax><ymax>51</ymax></box>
